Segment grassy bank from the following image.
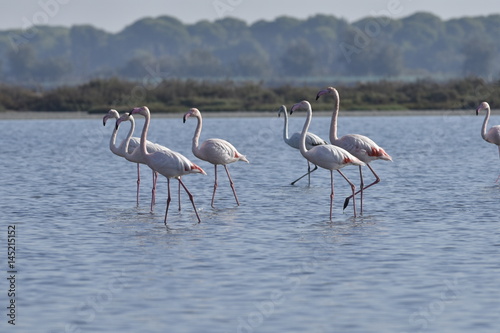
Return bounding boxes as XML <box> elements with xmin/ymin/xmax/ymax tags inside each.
<box><xmin>0</xmin><ymin>77</ymin><xmax>498</xmax><ymax>113</ymax></box>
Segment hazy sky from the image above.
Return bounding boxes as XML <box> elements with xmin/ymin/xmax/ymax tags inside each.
<box><xmin>3</xmin><ymin>0</ymin><xmax>500</xmax><ymax>32</ymax></box>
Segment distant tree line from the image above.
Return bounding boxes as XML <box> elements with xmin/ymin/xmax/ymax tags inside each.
<box><xmin>1</xmin><ymin>12</ymin><xmax>500</xmax><ymax>86</ymax></box>
<box><xmin>0</xmin><ymin>77</ymin><xmax>498</xmax><ymax>112</ymax></box>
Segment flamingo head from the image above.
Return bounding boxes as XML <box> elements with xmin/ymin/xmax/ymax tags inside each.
<box><xmin>130</xmin><ymin>106</ymin><xmax>150</xmax><ymax>117</ymax></box>
<box><xmin>183</xmin><ymin>108</ymin><xmax>201</xmax><ymax>123</ymax></box>
<box><xmin>115</xmin><ymin>112</ymin><xmax>133</xmax><ymax>130</ymax></box>
<box><xmin>103</xmin><ymin>109</ymin><xmax>119</xmax><ymax>126</ymax></box>
<box><xmin>290</xmin><ymin>100</ymin><xmax>311</xmax><ymax>114</ymax></box>
<box><xmin>315</xmin><ymin>86</ymin><xmax>338</xmax><ymax>100</ymax></box>
<box><xmin>476</xmin><ymin>101</ymin><xmax>490</xmax><ymax>115</ymax></box>
<box><xmin>277</xmin><ymin>105</ymin><xmax>287</xmax><ymax>118</ymax></box>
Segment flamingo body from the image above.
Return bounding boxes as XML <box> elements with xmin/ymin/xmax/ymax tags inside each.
<box><xmin>290</xmin><ymin>100</ymin><xmax>364</xmax><ymax>219</ymax></box>
<box><xmin>183</xmin><ymin>108</ymin><xmax>248</xmax><ymax>207</ymax></box>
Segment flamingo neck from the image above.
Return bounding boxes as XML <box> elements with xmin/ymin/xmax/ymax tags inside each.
<box><xmin>123</xmin><ymin>117</ymin><xmax>135</xmax><ymax>155</ymax></box>
<box><xmin>139</xmin><ymin>111</ymin><xmax>150</xmax><ymax>157</ymax></box>
<box><xmin>481</xmin><ymin>106</ymin><xmax>491</xmax><ymax>141</ymax></box>
<box><xmin>191</xmin><ymin>115</ymin><xmax>202</xmax><ymax>156</ymax></box>
<box><xmin>300</xmin><ymin>105</ymin><xmax>312</xmax><ymax>156</ymax></box>
<box><xmin>282</xmin><ymin>109</ymin><xmax>289</xmax><ymax>141</ymax></box>
<box><xmin>109</xmin><ymin>117</ymin><xmax>119</xmax><ymax>153</ymax></box>
<box><xmin>329</xmin><ymin>89</ymin><xmax>340</xmax><ymax>143</ymax></box>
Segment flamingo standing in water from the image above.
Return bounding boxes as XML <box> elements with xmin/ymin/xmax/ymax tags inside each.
<box><xmin>278</xmin><ymin>105</ymin><xmax>328</xmax><ymax>185</ymax></box>
<box><xmin>316</xmin><ymin>87</ymin><xmax>392</xmax><ymax>214</ymax></box>
<box><xmin>290</xmin><ymin>100</ymin><xmax>365</xmax><ymax>220</ymax></box>
<box><xmin>103</xmin><ymin>109</ymin><xmax>157</xmax><ymax>206</ymax></box>
<box><xmin>476</xmin><ymin>102</ymin><xmax>500</xmax><ymax>182</ymax></box>
<box><xmin>183</xmin><ymin>108</ymin><xmax>249</xmax><ymax>207</ymax></box>
<box><xmin>130</xmin><ymin>106</ymin><xmax>207</xmax><ymax>224</ymax></box>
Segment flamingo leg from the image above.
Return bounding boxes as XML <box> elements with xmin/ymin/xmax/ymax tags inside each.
<box><xmin>178</xmin><ymin>178</ymin><xmax>182</xmax><ymax>211</ymax></box>
<box><xmin>496</xmin><ymin>147</ymin><xmax>500</xmax><ymax>183</ymax></box>
<box><xmin>164</xmin><ymin>178</ymin><xmax>172</xmax><ymax>225</ymax></box>
<box><xmin>343</xmin><ymin>164</ymin><xmax>380</xmax><ymax>212</ymax></box>
<box><xmin>224</xmin><ymin>165</ymin><xmax>240</xmax><ymax>206</ymax></box>
<box><xmin>337</xmin><ymin>169</ymin><xmax>357</xmax><ymax>218</ymax></box>
<box><xmin>211</xmin><ymin>165</ymin><xmax>218</xmax><ymax>208</ymax></box>
<box><xmin>329</xmin><ymin>170</ymin><xmax>334</xmax><ymax>221</ymax></box>
<box><xmin>290</xmin><ymin>162</ymin><xmax>318</xmax><ymax>186</ymax></box>
<box><xmin>178</xmin><ymin>178</ymin><xmax>201</xmax><ymax>223</ymax></box>
<box><xmin>151</xmin><ymin>170</ymin><xmax>158</xmax><ymax>212</ymax></box>
<box><xmin>136</xmin><ymin>163</ymin><xmax>140</xmax><ymax>206</ymax></box>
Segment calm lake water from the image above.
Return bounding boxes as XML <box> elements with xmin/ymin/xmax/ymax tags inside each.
<box><xmin>1</xmin><ymin>111</ymin><xmax>499</xmax><ymax>333</ymax></box>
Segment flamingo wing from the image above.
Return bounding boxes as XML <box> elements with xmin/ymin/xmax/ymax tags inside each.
<box><xmin>486</xmin><ymin>125</ymin><xmax>500</xmax><ymax>145</ymax></box>
<box><xmin>287</xmin><ymin>131</ymin><xmax>327</xmax><ymax>150</ymax></box>
<box><xmin>199</xmin><ymin>138</ymin><xmax>247</xmax><ymax>164</ymax></box>
<box><xmin>337</xmin><ymin>134</ymin><xmax>392</xmax><ymax>162</ymax></box>
<box><xmin>305</xmin><ymin>145</ymin><xmax>364</xmax><ymax>170</ymax></box>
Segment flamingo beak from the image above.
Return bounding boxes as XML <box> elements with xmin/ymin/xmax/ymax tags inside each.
<box><xmin>475</xmin><ymin>108</ymin><xmax>480</xmax><ymax>116</ymax></box>
<box><xmin>183</xmin><ymin>113</ymin><xmax>190</xmax><ymax>123</ymax></box>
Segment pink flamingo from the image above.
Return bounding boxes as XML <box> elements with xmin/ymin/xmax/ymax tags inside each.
<box><xmin>183</xmin><ymin>108</ymin><xmax>249</xmax><ymax>207</ymax></box>
<box><xmin>130</xmin><ymin>106</ymin><xmax>207</xmax><ymax>224</ymax></box>
<box><xmin>103</xmin><ymin>109</ymin><xmax>157</xmax><ymax>206</ymax></box>
<box><xmin>476</xmin><ymin>102</ymin><xmax>500</xmax><ymax>182</ymax></box>
<box><xmin>278</xmin><ymin>105</ymin><xmax>328</xmax><ymax>185</ymax></box>
<box><xmin>316</xmin><ymin>87</ymin><xmax>392</xmax><ymax>214</ymax></box>
<box><xmin>290</xmin><ymin>100</ymin><xmax>365</xmax><ymax>220</ymax></box>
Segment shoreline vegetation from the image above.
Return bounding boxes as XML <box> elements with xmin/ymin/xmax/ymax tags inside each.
<box><xmin>0</xmin><ymin>77</ymin><xmax>499</xmax><ymax>119</ymax></box>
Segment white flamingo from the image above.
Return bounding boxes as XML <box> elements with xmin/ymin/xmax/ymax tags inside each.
<box><xmin>130</xmin><ymin>106</ymin><xmax>207</xmax><ymax>224</ymax></box>
<box><xmin>278</xmin><ymin>105</ymin><xmax>328</xmax><ymax>185</ymax></box>
<box><xmin>476</xmin><ymin>101</ymin><xmax>500</xmax><ymax>182</ymax></box>
<box><xmin>290</xmin><ymin>100</ymin><xmax>365</xmax><ymax>220</ymax></box>
<box><xmin>316</xmin><ymin>87</ymin><xmax>392</xmax><ymax>214</ymax></box>
<box><xmin>103</xmin><ymin>109</ymin><xmax>156</xmax><ymax>206</ymax></box>
<box><xmin>183</xmin><ymin>108</ymin><xmax>249</xmax><ymax>207</ymax></box>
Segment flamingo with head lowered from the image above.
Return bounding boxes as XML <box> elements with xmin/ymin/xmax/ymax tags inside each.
<box><xmin>183</xmin><ymin>108</ymin><xmax>249</xmax><ymax>208</ymax></box>
<box><xmin>290</xmin><ymin>100</ymin><xmax>365</xmax><ymax>220</ymax></box>
<box><xmin>103</xmin><ymin>109</ymin><xmax>158</xmax><ymax>207</ymax></box>
<box><xmin>476</xmin><ymin>102</ymin><xmax>500</xmax><ymax>182</ymax></box>
<box><xmin>130</xmin><ymin>106</ymin><xmax>207</xmax><ymax>224</ymax></box>
<box><xmin>278</xmin><ymin>105</ymin><xmax>328</xmax><ymax>185</ymax></box>
<box><xmin>316</xmin><ymin>87</ymin><xmax>392</xmax><ymax>215</ymax></box>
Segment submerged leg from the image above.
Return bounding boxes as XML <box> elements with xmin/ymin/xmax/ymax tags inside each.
<box><xmin>136</xmin><ymin>163</ymin><xmax>140</xmax><ymax>206</ymax></box>
<box><xmin>291</xmin><ymin>162</ymin><xmax>318</xmax><ymax>186</ymax></box>
<box><xmin>329</xmin><ymin>170</ymin><xmax>334</xmax><ymax>221</ymax></box>
<box><xmin>178</xmin><ymin>178</ymin><xmax>201</xmax><ymax>223</ymax></box>
<box><xmin>224</xmin><ymin>165</ymin><xmax>240</xmax><ymax>206</ymax></box>
<box><xmin>151</xmin><ymin>170</ymin><xmax>158</xmax><ymax>212</ymax></box>
<box><xmin>337</xmin><ymin>169</ymin><xmax>357</xmax><ymax>218</ymax></box>
<box><xmin>178</xmin><ymin>178</ymin><xmax>182</xmax><ymax>211</ymax></box>
<box><xmin>211</xmin><ymin>165</ymin><xmax>218</xmax><ymax>208</ymax></box>
<box><xmin>343</xmin><ymin>164</ymin><xmax>380</xmax><ymax>211</ymax></box>
<box><xmin>164</xmin><ymin>178</ymin><xmax>171</xmax><ymax>225</ymax></box>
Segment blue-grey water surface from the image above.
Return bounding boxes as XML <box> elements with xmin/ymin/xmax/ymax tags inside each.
<box><xmin>1</xmin><ymin>111</ymin><xmax>499</xmax><ymax>333</ymax></box>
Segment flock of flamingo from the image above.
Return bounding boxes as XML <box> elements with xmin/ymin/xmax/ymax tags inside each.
<box><xmin>103</xmin><ymin>87</ymin><xmax>500</xmax><ymax>223</ymax></box>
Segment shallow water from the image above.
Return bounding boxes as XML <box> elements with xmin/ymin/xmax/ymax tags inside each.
<box><xmin>1</xmin><ymin>111</ymin><xmax>499</xmax><ymax>333</ymax></box>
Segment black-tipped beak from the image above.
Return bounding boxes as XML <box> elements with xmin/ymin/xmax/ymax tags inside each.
<box><xmin>315</xmin><ymin>94</ymin><xmax>320</xmax><ymax>101</ymax></box>
<box><xmin>115</xmin><ymin>122</ymin><xmax>119</xmax><ymax>130</ymax></box>
<box><xmin>103</xmin><ymin>119</ymin><xmax>106</xmax><ymax>126</ymax></box>
<box><xmin>475</xmin><ymin>109</ymin><xmax>479</xmax><ymax>116</ymax></box>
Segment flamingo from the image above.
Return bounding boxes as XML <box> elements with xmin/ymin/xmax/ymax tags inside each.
<box><xmin>290</xmin><ymin>100</ymin><xmax>365</xmax><ymax>220</ymax></box>
<box><xmin>103</xmin><ymin>109</ymin><xmax>156</xmax><ymax>206</ymax></box>
<box><xmin>316</xmin><ymin>87</ymin><xmax>392</xmax><ymax>214</ymax></box>
<box><xmin>183</xmin><ymin>108</ymin><xmax>249</xmax><ymax>207</ymax></box>
<box><xmin>130</xmin><ymin>106</ymin><xmax>207</xmax><ymax>224</ymax></box>
<box><xmin>476</xmin><ymin>101</ymin><xmax>500</xmax><ymax>182</ymax></box>
<box><xmin>115</xmin><ymin>112</ymin><xmax>184</xmax><ymax>212</ymax></box>
<box><xmin>278</xmin><ymin>105</ymin><xmax>328</xmax><ymax>185</ymax></box>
